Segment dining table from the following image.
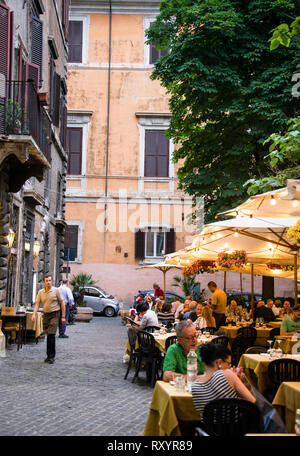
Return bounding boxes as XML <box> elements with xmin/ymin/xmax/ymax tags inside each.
<box><xmin>220</xmin><ymin>324</ymin><xmax>272</xmax><ymax>347</ymax></box>
<box><xmin>144</xmin><ymin>380</ymin><xmax>200</xmax><ymax>436</ymax></box>
<box><xmin>238</xmin><ymin>353</ymin><xmax>300</xmax><ymax>394</ymax></box>
<box><xmin>25</xmin><ymin>311</ymin><xmax>44</xmax><ymax>340</ymax></box>
<box><xmin>272</xmin><ymin>382</ymin><xmax>300</xmax><ymax>433</ymax></box>
<box><xmin>273</xmin><ymin>336</ymin><xmax>300</xmax><ymax>354</ymax></box>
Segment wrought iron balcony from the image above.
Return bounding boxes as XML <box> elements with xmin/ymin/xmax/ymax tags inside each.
<box><xmin>0</xmin><ymin>80</ymin><xmax>51</xmax><ymax>163</ymax></box>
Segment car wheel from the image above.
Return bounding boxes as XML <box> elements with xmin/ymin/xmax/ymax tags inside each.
<box><xmin>104</xmin><ymin>306</ymin><xmax>115</xmax><ymax>317</ymax></box>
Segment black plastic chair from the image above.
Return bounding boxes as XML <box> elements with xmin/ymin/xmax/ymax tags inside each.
<box><xmin>144</xmin><ymin>325</ymin><xmax>161</xmax><ymax>333</ymax></box>
<box><xmin>132</xmin><ymin>330</ymin><xmax>162</xmax><ymax>387</ymax></box>
<box><xmin>165</xmin><ymin>335</ymin><xmax>177</xmax><ymax>352</ymax></box>
<box><xmin>266</xmin><ymin>358</ymin><xmax>300</xmax><ymax>401</ymax></box>
<box><xmin>211</xmin><ymin>336</ymin><xmax>229</xmax><ymax>348</ymax></box>
<box><xmin>195</xmin><ymin>398</ymin><xmax>262</xmax><ymax>436</ymax></box>
<box><xmin>269</xmin><ymin>327</ymin><xmax>280</xmax><ymax>347</ymax></box>
<box><xmin>245</xmin><ymin>346</ymin><xmax>268</xmax><ymax>354</ymax></box>
<box><xmin>268</xmin><ymin>358</ymin><xmax>300</xmax><ymax>388</ymax></box>
<box><xmin>204</xmin><ymin>327</ymin><xmax>216</xmax><ymax>335</ymax></box>
<box><xmin>230</xmin><ymin>334</ymin><xmax>246</xmax><ymax>366</ymax></box>
<box><xmin>124</xmin><ymin>327</ymin><xmax>139</xmax><ymax>380</ymax></box>
<box><xmin>236</xmin><ymin>326</ymin><xmax>257</xmax><ymax>347</ymax></box>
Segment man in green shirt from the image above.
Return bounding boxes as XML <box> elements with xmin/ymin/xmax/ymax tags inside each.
<box><xmin>280</xmin><ymin>305</ymin><xmax>300</xmax><ymax>335</ymax></box>
<box><xmin>163</xmin><ymin>321</ymin><xmax>204</xmax><ymax>382</ymax></box>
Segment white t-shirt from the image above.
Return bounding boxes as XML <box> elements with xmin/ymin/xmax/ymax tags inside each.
<box><xmin>140</xmin><ymin>309</ymin><xmax>159</xmax><ymax>329</ymax></box>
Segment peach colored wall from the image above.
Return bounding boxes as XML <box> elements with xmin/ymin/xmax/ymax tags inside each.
<box><xmin>67</xmin><ymin>262</ymin><xmax>295</xmax><ymax>304</ymax></box>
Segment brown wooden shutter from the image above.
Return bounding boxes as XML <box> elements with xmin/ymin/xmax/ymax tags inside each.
<box><xmin>149</xmin><ymin>22</ymin><xmax>169</xmax><ymax>64</ymax></box>
<box><xmin>64</xmin><ymin>225</ymin><xmax>78</xmax><ymax>261</ymax></box>
<box><xmin>165</xmin><ymin>228</ymin><xmax>175</xmax><ymax>254</ymax></box>
<box><xmin>135</xmin><ymin>230</ymin><xmax>145</xmax><ymax>260</ymax></box>
<box><xmin>60</xmin><ymin>95</ymin><xmax>67</xmax><ymax>149</ymax></box>
<box><xmin>0</xmin><ymin>2</ymin><xmax>11</xmax><ymax>82</ymax></box>
<box><xmin>25</xmin><ymin>62</ymin><xmax>40</xmax><ymax>91</ymax></box>
<box><xmin>145</xmin><ymin>130</ymin><xmax>169</xmax><ymax>177</ymax></box>
<box><xmin>68</xmin><ymin>21</ymin><xmax>83</xmax><ymax>63</ymax></box>
<box><xmin>62</xmin><ymin>0</ymin><xmax>70</xmax><ymax>41</ymax></box>
<box><xmin>67</xmin><ymin>127</ymin><xmax>82</xmax><ymax>175</ymax></box>
<box><xmin>31</xmin><ymin>15</ymin><xmax>43</xmax><ymax>88</ymax></box>
<box><xmin>52</xmin><ymin>72</ymin><xmax>61</xmax><ymax>127</ymax></box>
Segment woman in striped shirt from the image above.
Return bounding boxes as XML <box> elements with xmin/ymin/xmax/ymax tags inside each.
<box><xmin>157</xmin><ymin>302</ymin><xmax>175</xmax><ymax>325</ymax></box>
<box><xmin>191</xmin><ymin>343</ymin><xmax>256</xmax><ymax>418</ymax></box>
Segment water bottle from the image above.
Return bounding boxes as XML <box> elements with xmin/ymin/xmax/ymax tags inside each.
<box><xmin>187</xmin><ymin>349</ymin><xmax>197</xmax><ymax>391</ymax></box>
<box><xmin>295</xmin><ymin>409</ymin><xmax>300</xmax><ymax>435</ymax></box>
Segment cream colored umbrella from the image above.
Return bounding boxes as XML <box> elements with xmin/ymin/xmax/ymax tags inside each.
<box><xmin>137</xmin><ymin>261</ymin><xmax>184</xmax><ymax>301</ymax></box>
<box><xmin>217</xmin><ymin>179</ymin><xmax>300</xmax><ymax>219</ymax></box>
<box><xmin>165</xmin><ymin>216</ymin><xmax>300</xmax><ymax>305</ymax></box>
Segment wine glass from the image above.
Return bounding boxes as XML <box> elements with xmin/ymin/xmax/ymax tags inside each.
<box><xmin>267</xmin><ymin>340</ymin><xmax>273</xmax><ymax>358</ymax></box>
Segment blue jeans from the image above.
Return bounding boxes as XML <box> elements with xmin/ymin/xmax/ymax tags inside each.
<box><xmin>59</xmin><ymin>304</ymin><xmax>69</xmax><ymax>336</ymax></box>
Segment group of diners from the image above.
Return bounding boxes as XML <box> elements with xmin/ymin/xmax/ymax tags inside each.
<box><xmin>131</xmin><ymin>281</ymin><xmax>300</xmax><ymax>337</ymax></box>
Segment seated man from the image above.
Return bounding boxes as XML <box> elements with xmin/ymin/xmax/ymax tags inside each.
<box><xmin>183</xmin><ymin>301</ymin><xmax>198</xmax><ymax>322</ymax></box>
<box><xmin>225</xmin><ymin>299</ymin><xmax>242</xmax><ymax>320</ymax></box>
<box><xmin>280</xmin><ymin>305</ymin><xmax>300</xmax><ymax>336</ymax></box>
<box><xmin>163</xmin><ymin>320</ymin><xmax>204</xmax><ymax>382</ymax></box>
<box><xmin>279</xmin><ymin>300</ymin><xmax>294</xmax><ymax>318</ymax></box>
<box><xmin>253</xmin><ymin>300</ymin><xmax>277</xmax><ymax>323</ymax></box>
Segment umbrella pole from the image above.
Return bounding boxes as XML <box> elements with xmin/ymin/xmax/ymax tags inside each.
<box><xmin>240</xmin><ymin>273</ymin><xmax>243</xmax><ymax>297</ymax></box>
<box><xmin>251</xmin><ymin>264</ymin><xmax>254</xmax><ymax>312</ymax></box>
<box><xmin>224</xmin><ymin>271</ymin><xmax>227</xmax><ymax>292</ymax></box>
<box><xmin>294</xmin><ymin>254</ymin><xmax>298</xmax><ymax>307</ymax></box>
<box><xmin>163</xmin><ymin>269</ymin><xmax>166</xmax><ymax>302</ymax></box>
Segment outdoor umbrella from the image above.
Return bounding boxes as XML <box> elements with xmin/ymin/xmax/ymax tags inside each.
<box><xmin>138</xmin><ymin>262</ymin><xmax>184</xmax><ymax>301</ymax></box>
<box><xmin>217</xmin><ymin>179</ymin><xmax>300</xmax><ymax>219</ymax></box>
<box><xmin>165</xmin><ymin>216</ymin><xmax>300</xmax><ymax>305</ymax></box>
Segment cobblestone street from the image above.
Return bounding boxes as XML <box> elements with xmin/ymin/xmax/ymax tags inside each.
<box><xmin>0</xmin><ymin>316</ymin><xmax>154</xmax><ymax>436</ymax></box>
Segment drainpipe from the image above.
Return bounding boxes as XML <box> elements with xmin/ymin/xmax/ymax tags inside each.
<box><xmin>103</xmin><ymin>0</ymin><xmax>112</xmax><ymax>261</ymax></box>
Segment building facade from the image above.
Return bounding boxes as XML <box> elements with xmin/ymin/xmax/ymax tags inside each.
<box><xmin>0</xmin><ymin>0</ymin><xmax>69</xmax><ymax>306</ymax></box>
<box><xmin>65</xmin><ymin>0</ymin><xmax>197</xmax><ymax>302</ymax></box>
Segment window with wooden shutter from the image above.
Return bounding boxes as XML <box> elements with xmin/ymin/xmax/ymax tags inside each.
<box><xmin>60</xmin><ymin>95</ymin><xmax>67</xmax><ymax>149</ymax></box>
<box><xmin>64</xmin><ymin>225</ymin><xmax>78</xmax><ymax>261</ymax></box>
<box><xmin>149</xmin><ymin>22</ymin><xmax>169</xmax><ymax>64</ymax></box>
<box><xmin>68</xmin><ymin>21</ymin><xmax>83</xmax><ymax>63</ymax></box>
<box><xmin>31</xmin><ymin>15</ymin><xmax>43</xmax><ymax>88</ymax></box>
<box><xmin>144</xmin><ymin>130</ymin><xmax>169</xmax><ymax>177</ymax></box>
<box><xmin>62</xmin><ymin>0</ymin><xmax>70</xmax><ymax>41</ymax></box>
<box><xmin>67</xmin><ymin>127</ymin><xmax>82</xmax><ymax>175</ymax></box>
<box><xmin>52</xmin><ymin>72</ymin><xmax>60</xmax><ymax>127</ymax></box>
<box><xmin>135</xmin><ymin>230</ymin><xmax>145</xmax><ymax>260</ymax></box>
<box><xmin>0</xmin><ymin>2</ymin><xmax>10</xmax><ymax>83</ymax></box>
<box><xmin>165</xmin><ymin>228</ymin><xmax>175</xmax><ymax>254</ymax></box>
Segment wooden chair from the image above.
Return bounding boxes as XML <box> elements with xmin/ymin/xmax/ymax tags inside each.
<box><xmin>1</xmin><ymin>307</ymin><xmax>23</xmax><ymax>350</ymax></box>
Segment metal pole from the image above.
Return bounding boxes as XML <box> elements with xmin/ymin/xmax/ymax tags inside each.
<box><xmin>223</xmin><ymin>270</ymin><xmax>227</xmax><ymax>292</ymax></box>
<box><xmin>294</xmin><ymin>254</ymin><xmax>298</xmax><ymax>307</ymax></box>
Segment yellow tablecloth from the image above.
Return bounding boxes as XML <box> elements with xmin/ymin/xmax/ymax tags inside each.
<box><xmin>0</xmin><ymin>329</ymin><xmax>5</xmax><ymax>358</ymax></box>
<box><xmin>272</xmin><ymin>382</ymin><xmax>300</xmax><ymax>433</ymax></box>
<box><xmin>273</xmin><ymin>337</ymin><xmax>299</xmax><ymax>354</ymax></box>
<box><xmin>267</xmin><ymin>321</ymin><xmax>282</xmax><ymax>329</ymax></box>
<box><xmin>238</xmin><ymin>354</ymin><xmax>300</xmax><ymax>394</ymax></box>
<box><xmin>26</xmin><ymin>312</ymin><xmax>43</xmax><ymax>338</ymax></box>
<box><xmin>144</xmin><ymin>381</ymin><xmax>200</xmax><ymax>436</ymax></box>
<box><xmin>220</xmin><ymin>326</ymin><xmax>271</xmax><ymax>347</ymax></box>
<box><xmin>126</xmin><ymin>331</ymin><xmax>177</xmax><ymax>355</ymax></box>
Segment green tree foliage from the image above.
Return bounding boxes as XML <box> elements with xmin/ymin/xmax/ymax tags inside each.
<box><xmin>146</xmin><ymin>0</ymin><xmax>299</xmax><ymax>222</ymax></box>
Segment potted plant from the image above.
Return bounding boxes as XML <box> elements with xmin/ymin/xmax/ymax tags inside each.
<box><xmin>69</xmin><ymin>272</ymin><xmax>97</xmax><ymax>307</ymax></box>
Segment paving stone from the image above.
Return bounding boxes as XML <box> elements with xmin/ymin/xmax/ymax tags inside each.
<box><xmin>0</xmin><ymin>315</ymin><xmax>154</xmax><ymax>436</ymax></box>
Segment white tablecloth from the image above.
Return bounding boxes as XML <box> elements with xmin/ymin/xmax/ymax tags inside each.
<box><xmin>0</xmin><ymin>329</ymin><xmax>6</xmax><ymax>357</ymax></box>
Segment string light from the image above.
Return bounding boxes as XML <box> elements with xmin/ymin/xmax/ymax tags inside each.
<box><xmin>270</xmin><ymin>195</ymin><xmax>276</xmax><ymax>206</ymax></box>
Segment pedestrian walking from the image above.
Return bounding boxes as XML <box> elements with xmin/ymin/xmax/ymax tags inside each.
<box><xmin>58</xmin><ymin>279</ymin><xmax>74</xmax><ymax>338</ymax></box>
<box><xmin>32</xmin><ymin>275</ymin><xmax>65</xmax><ymax>364</ymax></box>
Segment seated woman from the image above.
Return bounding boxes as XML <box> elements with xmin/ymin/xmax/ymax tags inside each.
<box><xmin>197</xmin><ymin>305</ymin><xmax>216</xmax><ymax>329</ymax></box>
<box><xmin>157</xmin><ymin>302</ymin><xmax>175</xmax><ymax>325</ymax></box>
<box><xmin>191</xmin><ymin>343</ymin><xmax>256</xmax><ymax>418</ymax></box>
<box><xmin>154</xmin><ymin>298</ymin><xmax>164</xmax><ymax>314</ymax></box>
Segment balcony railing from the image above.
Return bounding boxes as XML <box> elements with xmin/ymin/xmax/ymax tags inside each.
<box><xmin>0</xmin><ymin>81</ymin><xmax>51</xmax><ymax>163</ymax></box>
